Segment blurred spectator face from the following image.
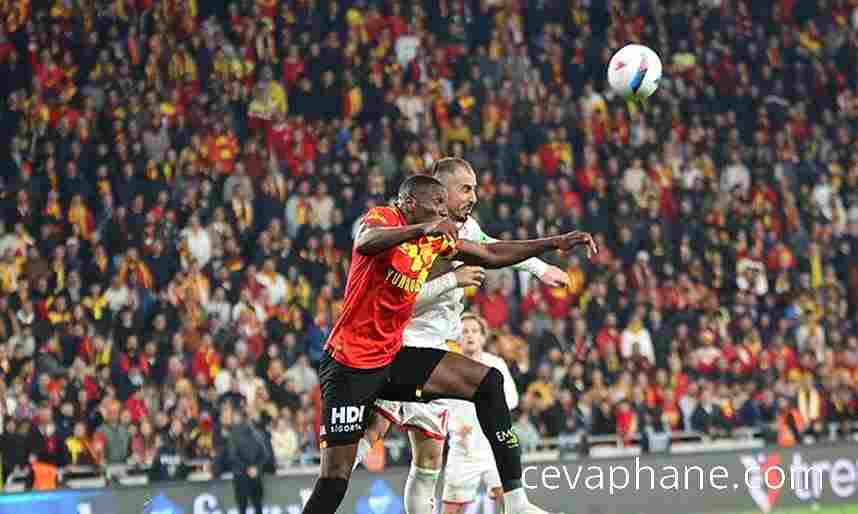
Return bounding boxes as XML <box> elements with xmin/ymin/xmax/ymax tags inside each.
<box><xmin>460</xmin><ymin>316</ymin><xmax>487</xmax><ymax>357</ymax></box>
<box><xmin>687</xmin><ymin>382</ymin><xmax>700</xmax><ymax>399</ymax></box>
<box><xmin>38</xmin><ymin>373</ymin><xmax>51</xmax><ymax>392</ymax></box>
<box><xmin>103</xmin><ymin>400</ymin><xmax>120</xmax><ymax>424</ymax></box>
<box><xmin>538</xmin><ymin>363</ymin><xmax>552</xmax><ymax>381</ymax></box>
<box><xmin>323</xmin><ymin>71</ymin><xmax>334</xmax><ymax>86</ymax></box>
<box><xmin>269</xmin><ymin>358</ymin><xmax>284</xmax><ymax>379</ymax></box>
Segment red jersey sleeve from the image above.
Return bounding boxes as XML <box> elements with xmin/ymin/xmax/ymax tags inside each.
<box><xmin>361</xmin><ymin>206</ymin><xmax>400</xmax><ymax>228</ymax></box>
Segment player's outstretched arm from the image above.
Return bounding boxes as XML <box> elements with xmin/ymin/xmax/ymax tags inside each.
<box><xmin>455</xmin><ymin>231</ymin><xmax>597</xmax><ymax>270</ymax></box>
<box><xmin>355</xmin><ymin>218</ymin><xmax>458</xmax><ymax>256</ymax></box>
<box><xmin>470</xmin><ymin>221</ymin><xmax>571</xmax><ymax>287</ymax></box>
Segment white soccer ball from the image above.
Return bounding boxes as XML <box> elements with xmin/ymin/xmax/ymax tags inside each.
<box><xmin>607</xmin><ymin>44</ymin><xmax>662</xmax><ymax>100</ymax></box>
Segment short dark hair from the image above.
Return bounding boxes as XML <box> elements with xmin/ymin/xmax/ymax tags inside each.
<box><xmin>397</xmin><ymin>174</ymin><xmax>444</xmax><ymax>202</ymax></box>
<box><xmin>430</xmin><ymin>157</ymin><xmax>472</xmax><ymax>183</ymax></box>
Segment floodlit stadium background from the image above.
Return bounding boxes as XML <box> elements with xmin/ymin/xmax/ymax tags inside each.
<box><xmin>0</xmin><ymin>0</ymin><xmax>857</xmax><ymax>513</ymax></box>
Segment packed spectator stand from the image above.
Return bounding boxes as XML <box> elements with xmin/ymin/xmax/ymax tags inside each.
<box><xmin>0</xmin><ymin>0</ymin><xmax>857</xmax><ymax>492</ymax></box>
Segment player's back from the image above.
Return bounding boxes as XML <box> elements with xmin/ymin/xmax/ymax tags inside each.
<box><xmin>325</xmin><ymin>206</ymin><xmax>457</xmax><ymax>369</ymax></box>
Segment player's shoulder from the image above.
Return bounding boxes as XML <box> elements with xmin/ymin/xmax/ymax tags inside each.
<box><xmin>353</xmin><ymin>205</ymin><xmax>401</xmax><ymax>240</ymax></box>
<box><xmin>480</xmin><ymin>352</ymin><xmax>508</xmax><ymax>370</ymax></box>
<box><xmin>459</xmin><ymin>216</ymin><xmax>484</xmax><ymax>240</ymax></box>
<box><xmin>362</xmin><ymin>205</ymin><xmax>402</xmax><ymax>226</ymax></box>
<box><xmin>366</xmin><ymin>205</ymin><xmax>400</xmax><ymax>219</ymax></box>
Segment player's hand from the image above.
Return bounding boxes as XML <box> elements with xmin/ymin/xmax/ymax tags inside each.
<box><xmin>539</xmin><ymin>265</ymin><xmax>571</xmax><ymax>288</ymax></box>
<box><xmin>556</xmin><ymin>231</ymin><xmax>598</xmax><ymax>258</ymax></box>
<box><xmin>248</xmin><ymin>466</ymin><xmax>258</xmax><ymax>478</ymax></box>
<box><xmin>454</xmin><ymin>266</ymin><xmax>485</xmax><ymax>288</ymax></box>
<box><xmin>423</xmin><ymin>218</ymin><xmax>459</xmax><ymax>241</ymax></box>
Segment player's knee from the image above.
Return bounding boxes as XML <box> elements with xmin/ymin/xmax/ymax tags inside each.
<box><xmin>414</xmin><ymin>444</ymin><xmax>444</xmax><ymax>470</ymax></box>
<box><xmin>364</xmin><ymin>425</ymin><xmax>380</xmax><ymax>444</ymax></box>
<box><xmin>365</xmin><ymin>412</ymin><xmax>390</xmax><ymax>442</ymax></box>
<box><xmin>308</xmin><ymin>477</ymin><xmax>350</xmax><ymax>510</ymax></box>
<box><xmin>320</xmin><ymin>452</ymin><xmax>356</xmax><ymax>480</ymax></box>
<box><xmin>473</xmin><ymin>367</ymin><xmax>504</xmax><ymax>402</ymax></box>
<box><xmin>442</xmin><ymin>502</ymin><xmax>465</xmax><ymax>514</ymax></box>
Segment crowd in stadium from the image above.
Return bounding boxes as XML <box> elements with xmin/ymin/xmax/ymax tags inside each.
<box><xmin>0</xmin><ymin>0</ymin><xmax>857</xmax><ymax>488</ymax></box>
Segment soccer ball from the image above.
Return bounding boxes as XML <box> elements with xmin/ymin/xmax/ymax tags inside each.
<box><xmin>607</xmin><ymin>44</ymin><xmax>662</xmax><ymax>101</ymax></box>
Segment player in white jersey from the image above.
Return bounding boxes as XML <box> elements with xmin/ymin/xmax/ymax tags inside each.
<box><xmin>352</xmin><ymin>158</ymin><xmax>571</xmax><ymax>514</ymax></box>
<box><xmin>443</xmin><ymin>312</ymin><xmax>517</xmax><ymax>513</ymax></box>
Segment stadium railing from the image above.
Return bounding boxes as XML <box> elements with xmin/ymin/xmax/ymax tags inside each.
<box><xmin>6</xmin><ymin>422</ymin><xmax>858</xmax><ymax>492</ymax></box>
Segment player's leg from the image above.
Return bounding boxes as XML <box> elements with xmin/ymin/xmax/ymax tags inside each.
<box><xmin>485</xmin><ymin>469</ymin><xmax>505</xmax><ymax>514</ymax></box>
<box><xmin>251</xmin><ymin>474</ymin><xmax>264</xmax><ymax>514</ymax></box>
<box><xmin>302</xmin><ymin>444</ymin><xmax>359</xmax><ymax>514</ymax></box>
<box><xmin>302</xmin><ymin>353</ymin><xmax>389</xmax><ymax>514</ymax></box>
<box><xmin>233</xmin><ymin>474</ymin><xmax>249</xmax><ymax>514</ymax></box>
<box><xmin>377</xmin><ymin>350</ymin><xmax>454</xmax><ymax>514</ymax></box>
<box><xmin>442</xmin><ymin>501</ymin><xmax>467</xmax><ymax>514</ymax></box>
<box><xmin>353</xmin><ymin>401</ymin><xmax>398</xmax><ymax>470</ymax></box>
<box><xmin>422</xmin><ymin>351</ymin><xmax>522</xmax><ymax>493</ymax></box>
<box><xmin>404</xmin><ymin>429</ymin><xmax>445</xmax><ymax>514</ymax></box>
<box><xmin>383</xmin><ymin>348</ymin><xmax>565</xmax><ymax>514</ymax></box>
<box><xmin>441</xmin><ymin>461</ymin><xmax>482</xmax><ymax>514</ymax></box>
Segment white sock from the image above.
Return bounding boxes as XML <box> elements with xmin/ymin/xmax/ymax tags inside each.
<box><xmin>353</xmin><ymin>437</ymin><xmax>373</xmax><ymax>471</ymax></box>
<box><xmin>504</xmin><ymin>488</ymin><xmax>529</xmax><ymax>512</ymax></box>
<box><xmin>404</xmin><ymin>465</ymin><xmax>441</xmax><ymax>514</ymax></box>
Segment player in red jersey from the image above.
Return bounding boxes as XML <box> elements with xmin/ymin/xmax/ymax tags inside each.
<box><xmin>302</xmin><ymin>174</ymin><xmax>596</xmax><ymax>514</ymax></box>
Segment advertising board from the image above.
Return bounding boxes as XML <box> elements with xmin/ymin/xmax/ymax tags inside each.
<box><xmin>2</xmin><ymin>442</ymin><xmax>857</xmax><ymax>514</ymax></box>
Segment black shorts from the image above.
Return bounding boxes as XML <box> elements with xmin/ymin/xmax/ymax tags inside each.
<box><xmin>318</xmin><ymin>346</ymin><xmax>448</xmax><ymax>448</ymax></box>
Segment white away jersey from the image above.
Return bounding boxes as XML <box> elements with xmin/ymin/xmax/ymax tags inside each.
<box><xmin>402</xmin><ymin>216</ymin><xmax>547</xmax><ymax>349</ymax></box>
<box><xmin>446</xmin><ymin>352</ymin><xmax>519</xmax><ymax>464</ymax></box>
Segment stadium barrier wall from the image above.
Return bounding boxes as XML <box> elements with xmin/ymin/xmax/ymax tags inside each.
<box><xmin>2</xmin><ymin>441</ymin><xmax>857</xmax><ymax>514</ymax></box>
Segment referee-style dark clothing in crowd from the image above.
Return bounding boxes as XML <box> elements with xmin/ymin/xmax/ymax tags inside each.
<box><xmin>227</xmin><ymin>410</ymin><xmax>271</xmax><ymax>514</ymax></box>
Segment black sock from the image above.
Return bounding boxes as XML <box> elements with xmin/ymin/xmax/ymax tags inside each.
<box><xmin>472</xmin><ymin>368</ymin><xmax>523</xmax><ymax>492</ymax></box>
<box><xmin>302</xmin><ymin>477</ymin><xmax>349</xmax><ymax>514</ymax></box>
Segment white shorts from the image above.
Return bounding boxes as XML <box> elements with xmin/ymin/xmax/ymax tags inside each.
<box><xmin>374</xmin><ymin>398</ymin><xmax>451</xmax><ymax>441</ymax></box>
<box><xmin>442</xmin><ymin>460</ymin><xmax>502</xmax><ymax>504</ymax></box>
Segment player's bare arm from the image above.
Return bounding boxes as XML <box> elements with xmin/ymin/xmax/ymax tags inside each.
<box><xmin>454</xmin><ymin>231</ymin><xmax>597</xmax><ymax>269</ymax></box>
<box><xmin>355</xmin><ymin>218</ymin><xmax>458</xmax><ymax>256</ymax></box>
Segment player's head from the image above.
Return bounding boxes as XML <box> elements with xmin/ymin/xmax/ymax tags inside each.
<box><xmin>396</xmin><ymin>174</ymin><xmax>448</xmax><ymax>223</ymax></box>
<box><xmin>460</xmin><ymin>312</ymin><xmax>488</xmax><ymax>357</ymax></box>
<box><xmin>431</xmin><ymin>157</ymin><xmax>477</xmax><ymax>223</ymax></box>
